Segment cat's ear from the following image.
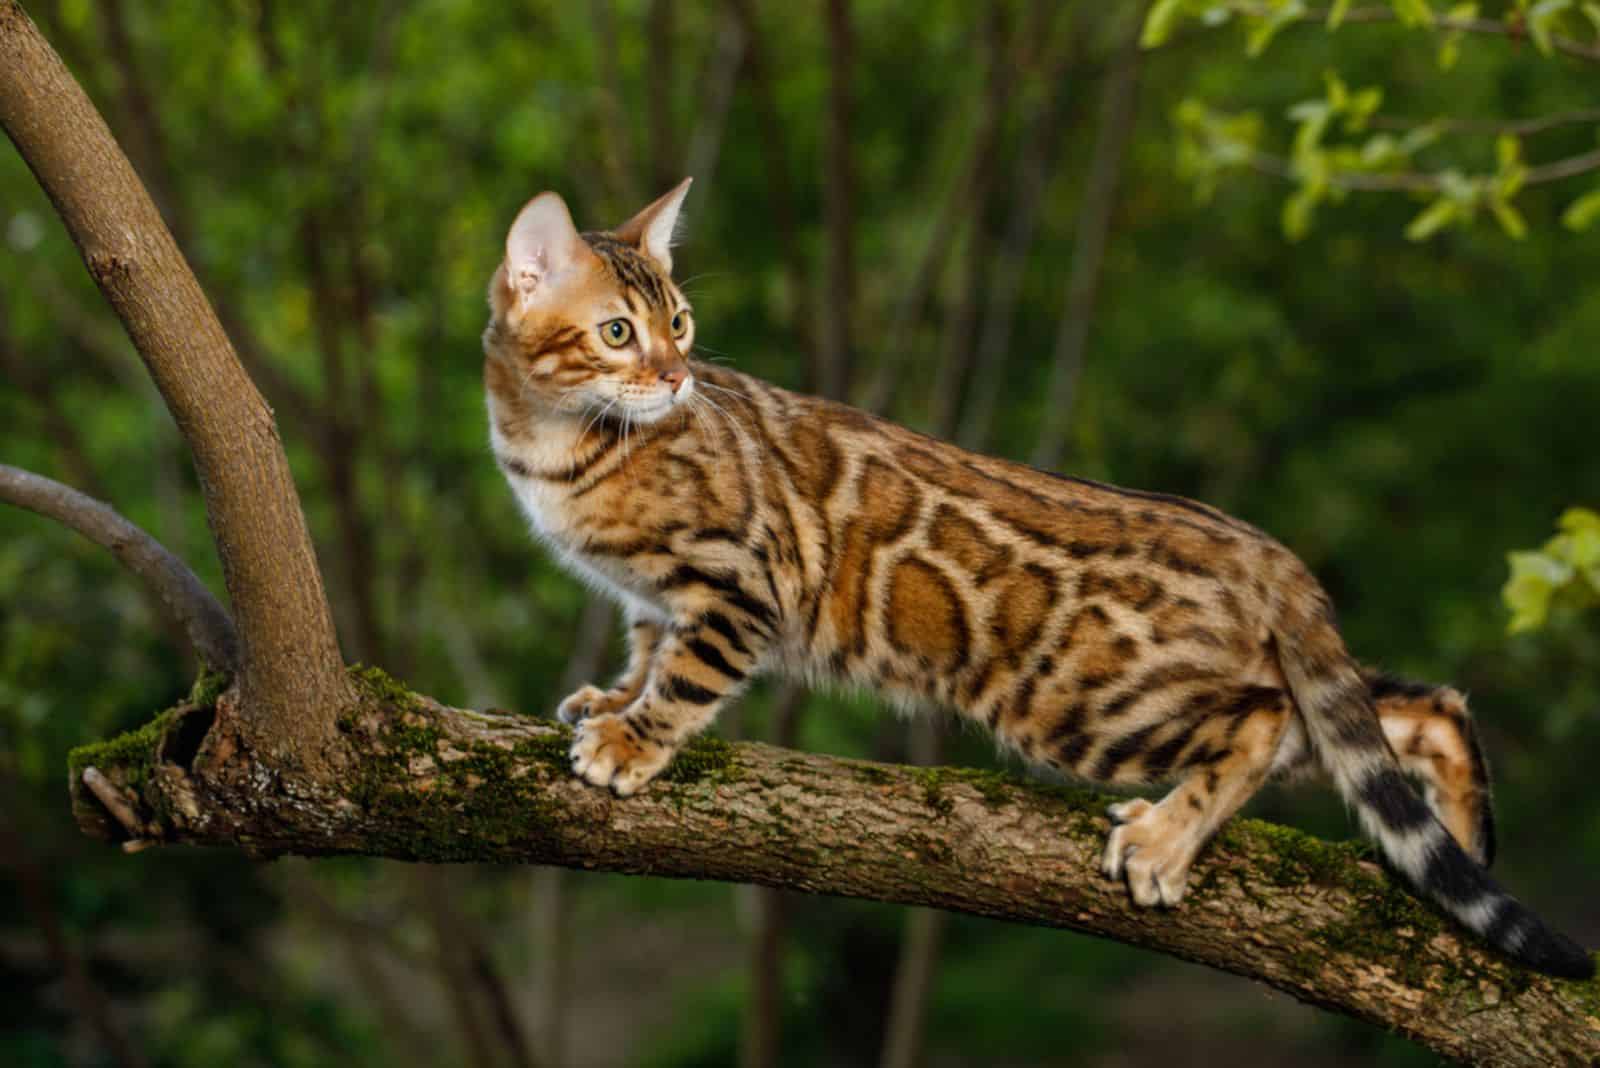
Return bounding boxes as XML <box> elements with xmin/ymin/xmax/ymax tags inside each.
<box><xmin>614</xmin><ymin>177</ymin><xmax>693</xmax><ymax>272</ymax></box>
<box><xmin>504</xmin><ymin>192</ymin><xmax>592</xmax><ymax>306</ymax></box>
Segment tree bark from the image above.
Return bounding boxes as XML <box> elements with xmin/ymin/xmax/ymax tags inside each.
<box><xmin>0</xmin><ymin>1</ymin><xmax>354</xmax><ymax>767</ymax></box>
<box><xmin>68</xmin><ymin>684</ymin><xmax>1600</xmax><ymax>1068</ymax></box>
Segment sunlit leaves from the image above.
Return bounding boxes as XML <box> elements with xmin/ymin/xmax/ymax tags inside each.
<box><xmin>1504</xmin><ymin>509</ymin><xmax>1600</xmax><ymax>632</ymax></box>
<box><xmin>1391</xmin><ymin>0</ymin><xmax>1438</xmax><ymax>25</ymax></box>
<box><xmin>1562</xmin><ymin>187</ymin><xmax>1600</xmax><ymax>230</ymax></box>
<box><xmin>1526</xmin><ymin>0</ymin><xmax>1576</xmax><ymax>54</ymax></box>
<box><xmin>1173</xmin><ymin>98</ymin><xmax>1263</xmax><ymax>200</ymax></box>
<box><xmin>1437</xmin><ymin>4</ymin><xmax>1479</xmax><ymax>68</ymax></box>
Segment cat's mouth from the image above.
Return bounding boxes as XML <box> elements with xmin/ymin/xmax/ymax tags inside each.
<box><xmin>624</xmin><ymin>375</ymin><xmax>694</xmax><ymax>424</ymax></box>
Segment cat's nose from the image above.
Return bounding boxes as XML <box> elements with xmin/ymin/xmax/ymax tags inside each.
<box><xmin>660</xmin><ymin>366</ymin><xmax>688</xmax><ymax>393</ymax></box>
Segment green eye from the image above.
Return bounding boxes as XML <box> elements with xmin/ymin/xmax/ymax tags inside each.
<box><xmin>600</xmin><ymin>318</ymin><xmax>633</xmax><ymax>347</ymax></box>
<box><xmin>670</xmin><ymin>310</ymin><xmax>690</xmax><ymax>339</ymax></box>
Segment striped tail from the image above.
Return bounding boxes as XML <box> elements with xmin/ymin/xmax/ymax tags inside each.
<box><xmin>1277</xmin><ymin>620</ymin><xmax>1593</xmax><ymax>980</ymax></box>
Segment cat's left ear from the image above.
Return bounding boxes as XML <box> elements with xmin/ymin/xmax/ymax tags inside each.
<box><xmin>614</xmin><ymin>177</ymin><xmax>693</xmax><ymax>273</ymax></box>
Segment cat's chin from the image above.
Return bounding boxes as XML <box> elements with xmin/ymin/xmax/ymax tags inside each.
<box><xmin>625</xmin><ymin>398</ymin><xmax>681</xmax><ymax>425</ymax></box>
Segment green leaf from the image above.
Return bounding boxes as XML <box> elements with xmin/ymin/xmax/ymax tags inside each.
<box><xmin>1496</xmin><ymin>133</ymin><xmax>1521</xmax><ymax>170</ymax></box>
<box><xmin>1503</xmin><ymin>550</ymin><xmax>1573</xmax><ymax>633</ymax></box>
<box><xmin>1391</xmin><ymin>0</ymin><xmax>1437</xmax><ymax>25</ymax></box>
<box><xmin>1328</xmin><ymin>0</ymin><xmax>1353</xmax><ymax>27</ymax></box>
<box><xmin>1405</xmin><ymin>197</ymin><xmax>1460</xmax><ymax>240</ymax></box>
<box><xmin>1141</xmin><ymin>0</ymin><xmax>1186</xmax><ymax>48</ymax></box>
<box><xmin>1490</xmin><ymin>197</ymin><xmax>1528</xmax><ymax>239</ymax></box>
<box><xmin>1527</xmin><ymin>0</ymin><xmax>1575</xmax><ymax>55</ymax></box>
<box><xmin>1246</xmin><ymin>2</ymin><xmax>1307</xmax><ymax>56</ymax></box>
<box><xmin>1281</xmin><ymin>183</ymin><xmax>1324</xmax><ymax>240</ymax></box>
<box><xmin>1561</xmin><ymin>187</ymin><xmax>1600</xmax><ymax>230</ymax></box>
<box><xmin>1558</xmin><ymin>507</ymin><xmax>1600</xmax><ymax>538</ymax></box>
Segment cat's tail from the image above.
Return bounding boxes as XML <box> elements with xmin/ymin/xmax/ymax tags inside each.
<box><xmin>1275</xmin><ymin>601</ymin><xmax>1593</xmax><ymax>980</ymax></box>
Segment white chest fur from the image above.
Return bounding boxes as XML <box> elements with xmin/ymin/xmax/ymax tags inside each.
<box><xmin>488</xmin><ymin>397</ymin><xmax>670</xmax><ymax>624</ymax></box>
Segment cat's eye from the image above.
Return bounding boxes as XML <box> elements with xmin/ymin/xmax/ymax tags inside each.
<box><xmin>670</xmin><ymin>310</ymin><xmax>690</xmax><ymax>339</ymax></box>
<box><xmin>600</xmin><ymin>318</ymin><xmax>633</xmax><ymax>347</ymax></box>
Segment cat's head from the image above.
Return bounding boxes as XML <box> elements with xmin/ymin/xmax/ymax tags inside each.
<box><xmin>484</xmin><ymin>179</ymin><xmax>696</xmax><ymax>426</ymax></box>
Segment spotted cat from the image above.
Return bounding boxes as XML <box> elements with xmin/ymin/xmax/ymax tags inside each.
<box><xmin>482</xmin><ymin>179</ymin><xmax>1592</xmax><ymax>979</ymax></box>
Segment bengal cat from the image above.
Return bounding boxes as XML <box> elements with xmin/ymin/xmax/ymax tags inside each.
<box><xmin>482</xmin><ymin>179</ymin><xmax>1592</xmax><ymax>979</ymax></box>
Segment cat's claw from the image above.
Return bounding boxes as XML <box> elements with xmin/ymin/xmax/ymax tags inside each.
<box><xmin>557</xmin><ymin>684</ymin><xmax>623</xmax><ymax>725</ymax></box>
<box><xmin>1100</xmin><ymin>799</ymin><xmax>1195</xmax><ymax>909</ymax></box>
<box><xmin>570</xmin><ymin>713</ymin><xmax>674</xmax><ymax>797</ymax></box>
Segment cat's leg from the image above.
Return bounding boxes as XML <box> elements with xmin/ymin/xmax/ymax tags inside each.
<box><xmin>1371</xmin><ymin>680</ymin><xmax>1495</xmax><ymax>867</ymax></box>
<box><xmin>571</xmin><ymin>614</ymin><xmax>766</xmax><ymax>796</ymax></box>
<box><xmin>1102</xmin><ymin>687</ymin><xmax>1293</xmax><ymax>907</ymax></box>
<box><xmin>557</xmin><ymin>616</ymin><xmax>662</xmax><ymax>724</ymax></box>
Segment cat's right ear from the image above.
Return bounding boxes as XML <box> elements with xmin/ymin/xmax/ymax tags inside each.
<box><xmin>503</xmin><ymin>192</ymin><xmax>592</xmax><ymax>309</ymax></box>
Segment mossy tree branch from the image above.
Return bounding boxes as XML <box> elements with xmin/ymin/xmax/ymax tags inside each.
<box><xmin>67</xmin><ymin>673</ymin><xmax>1600</xmax><ymax>1068</ymax></box>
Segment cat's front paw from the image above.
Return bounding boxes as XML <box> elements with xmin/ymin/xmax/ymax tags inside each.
<box><xmin>570</xmin><ymin>713</ymin><xmax>675</xmax><ymax>797</ymax></box>
<box><xmin>557</xmin><ymin>684</ymin><xmax>626</xmax><ymax>725</ymax></box>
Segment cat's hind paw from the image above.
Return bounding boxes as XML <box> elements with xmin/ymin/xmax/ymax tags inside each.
<box><xmin>570</xmin><ymin>713</ymin><xmax>674</xmax><ymax>797</ymax></box>
<box><xmin>1100</xmin><ymin>799</ymin><xmax>1195</xmax><ymax>909</ymax></box>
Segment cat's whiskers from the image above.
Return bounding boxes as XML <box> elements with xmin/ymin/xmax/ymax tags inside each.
<box><xmin>691</xmin><ymin>391</ymin><xmax>754</xmax><ymax>453</ymax></box>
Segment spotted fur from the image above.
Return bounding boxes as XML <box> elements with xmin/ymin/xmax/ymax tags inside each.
<box><xmin>484</xmin><ymin>184</ymin><xmax>1592</xmax><ymax>979</ymax></box>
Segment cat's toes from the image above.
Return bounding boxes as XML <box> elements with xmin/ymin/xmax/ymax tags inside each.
<box><xmin>1106</xmin><ymin>798</ymin><xmax>1152</xmax><ymax>825</ymax></box>
<box><xmin>557</xmin><ymin>685</ymin><xmax>609</xmax><ymax>725</ymax></box>
<box><xmin>1100</xmin><ymin>804</ymin><xmax>1193</xmax><ymax>908</ymax></box>
<box><xmin>569</xmin><ymin>714</ymin><xmax>673</xmax><ymax>797</ymax></box>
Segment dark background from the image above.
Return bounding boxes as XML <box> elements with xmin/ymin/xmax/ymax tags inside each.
<box><xmin>3</xmin><ymin>2</ymin><xmax>1598</xmax><ymax>1065</ymax></box>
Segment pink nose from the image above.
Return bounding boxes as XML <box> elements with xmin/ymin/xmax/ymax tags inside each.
<box><xmin>660</xmin><ymin>367</ymin><xmax>688</xmax><ymax>393</ymax></box>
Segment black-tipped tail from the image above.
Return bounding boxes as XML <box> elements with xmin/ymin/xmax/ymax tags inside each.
<box><xmin>1422</xmin><ymin>838</ymin><xmax>1596</xmax><ymax>980</ymax></box>
<box><xmin>1367</xmin><ymin>773</ymin><xmax>1594</xmax><ymax>980</ymax></box>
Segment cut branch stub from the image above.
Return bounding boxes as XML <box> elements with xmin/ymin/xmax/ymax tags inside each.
<box><xmin>67</xmin><ymin>673</ymin><xmax>1600</xmax><ymax>1068</ymax></box>
<box><xmin>0</xmin><ymin>1</ymin><xmax>353</xmax><ymax>764</ymax></box>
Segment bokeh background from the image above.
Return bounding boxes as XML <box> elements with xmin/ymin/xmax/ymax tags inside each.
<box><xmin>3</xmin><ymin>2</ymin><xmax>1599</xmax><ymax>1065</ymax></box>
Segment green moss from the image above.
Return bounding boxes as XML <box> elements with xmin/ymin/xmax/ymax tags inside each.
<box><xmin>659</xmin><ymin>734</ymin><xmax>740</xmax><ymax>785</ymax></box>
<box><xmin>1233</xmin><ymin>817</ymin><xmax>1373</xmax><ymax>889</ymax></box>
<box><xmin>67</xmin><ymin>707</ymin><xmax>178</xmax><ymax>789</ymax></box>
<box><xmin>850</xmin><ymin>764</ymin><xmax>896</xmax><ymax>787</ymax></box>
<box><xmin>347</xmin><ymin>663</ymin><xmax>424</xmax><ymax>711</ymax></box>
<box><xmin>908</xmin><ymin>767</ymin><xmax>955</xmax><ymax>817</ymax></box>
<box><xmin>510</xmin><ymin>727</ymin><xmax>575</xmax><ymax>773</ymax></box>
<box><xmin>186</xmin><ymin>668</ymin><xmax>231</xmax><ymax>708</ymax></box>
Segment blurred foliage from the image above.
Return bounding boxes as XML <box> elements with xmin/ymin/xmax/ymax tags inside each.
<box><xmin>2</xmin><ymin>1</ymin><xmax>1598</xmax><ymax>1066</ymax></box>
<box><xmin>1152</xmin><ymin>0</ymin><xmax>1600</xmax><ymax>241</ymax></box>
<box><xmin>1503</xmin><ymin>508</ymin><xmax>1600</xmax><ymax>631</ymax></box>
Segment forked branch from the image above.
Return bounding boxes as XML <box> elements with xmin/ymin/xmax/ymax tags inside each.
<box><xmin>0</xmin><ymin>463</ymin><xmax>239</xmax><ymax>671</ymax></box>
<box><xmin>0</xmin><ymin>0</ymin><xmax>353</xmax><ymax>764</ymax></box>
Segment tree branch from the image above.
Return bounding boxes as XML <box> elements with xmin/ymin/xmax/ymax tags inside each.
<box><xmin>1221</xmin><ymin>3</ymin><xmax>1600</xmax><ymax>64</ymax></box>
<box><xmin>0</xmin><ymin>2</ymin><xmax>354</xmax><ymax>763</ymax></box>
<box><xmin>0</xmin><ymin>463</ymin><xmax>239</xmax><ymax>672</ymax></box>
<box><xmin>1244</xmin><ymin>146</ymin><xmax>1600</xmax><ymax>193</ymax></box>
<box><xmin>68</xmin><ymin>684</ymin><xmax>1600</xmax><ymax>1067</ymax></box>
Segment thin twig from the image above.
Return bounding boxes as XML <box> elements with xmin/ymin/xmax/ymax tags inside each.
<box><xmin>81</xmin><ymin>767</ymin><xmax>152</xmax><ymax>841</ymax></box>
<box><xmin>1244</xmin><ymin>145</ymin><xmax>1600</xmax><ymax>192</ymax></box>
<box><xmin>1222</xmin><ymin>3</ymin><xmax>1600</xmax><ymax>63</ymax></box>
<box><xmin>1370</xmin><ymin>106</ymin><xmax>1600</xmax><ymax>137</ymax></box>
<box><xmin>0</xmin><ymin>464</ymin><xmax>240</xmax><ymax>671</ymax></box>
